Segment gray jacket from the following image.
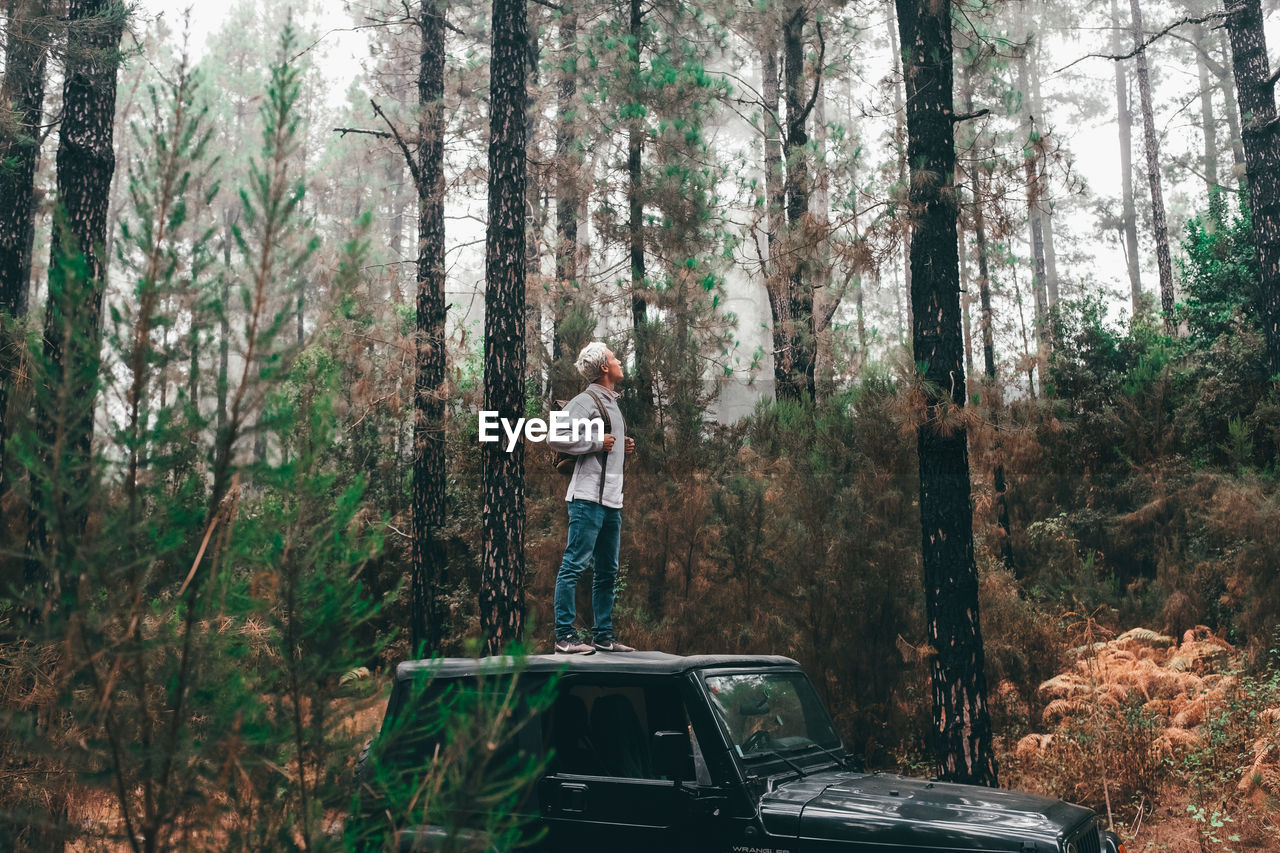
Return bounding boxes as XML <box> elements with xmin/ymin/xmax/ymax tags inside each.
<box><xmin>547</xmin><ymin>384</ymin><xmax>625</xmax><ymax>508</ymax></box>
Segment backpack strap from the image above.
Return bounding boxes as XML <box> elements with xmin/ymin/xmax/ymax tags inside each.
<box><xmin>584</xmin><ymin>389</ymin><xmax>612</xmax><ymax>504</ymax></box>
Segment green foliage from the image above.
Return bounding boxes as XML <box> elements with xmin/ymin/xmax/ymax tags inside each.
<box><xmin>347</xmin><ymin>657</ymin><xmax>554</xmax><ymax>852</ymax></box>
<box><xmin>1179</xmin><ymin>192</ymin><xmax>1260</xmax><ymax>347</ymax></box>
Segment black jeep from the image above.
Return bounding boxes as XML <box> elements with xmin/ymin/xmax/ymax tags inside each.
<box><xmin>356</xmin><ymin>652</ymin><xmax>1124</xmax><ymax>853</ymax></box>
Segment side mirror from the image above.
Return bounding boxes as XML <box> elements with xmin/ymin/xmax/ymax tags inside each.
<box><xmin>651</xmin><ymin>730</ymin><xmax>692</xmax><ymax>781</ymax></box>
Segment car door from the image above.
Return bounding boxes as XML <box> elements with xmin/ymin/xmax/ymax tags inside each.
<box><xmin>537</xmin><ymin>677</ymin><xmax>715</xmax><ymax>853</ymax></box>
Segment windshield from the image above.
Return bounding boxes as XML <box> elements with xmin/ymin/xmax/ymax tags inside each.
<box><xmin>703</xmin><ymin>671</ymin><xmax>842</xmax><ymax>759</ymax></box>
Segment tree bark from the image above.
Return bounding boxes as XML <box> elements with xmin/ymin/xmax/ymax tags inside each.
<box><xmin>895</xmin><ymin>0</ymin><xmax>998</xmax><ymax>787</ymax></box>
<box><xmin>1129</xmin><ymin>0</ymin><xmax>1176</xmax><ymax>329</ymax></box>
<box><xmin>761</xmin><ymin>29</ymin><xmax>792</xmax><ymax>399</ymax></box>
<box><xmin>1016</xmin><ymin>38</ymin><xmax>1049</xmax><ymax>350</ymax></box>
<box><xmin>1224</xmin><ymin>0</ymin><xmax>1280</xmax><ymax>378</ymax></box>
<box><xmin>26</xmin><ymin>0</ymin><xmax>126</xmax><ymax>579</ymax></box>
<box><xmin>552</xmin><ymin>4</ymin><xmax>579</xmax><ymax>403</ymax></box>
<box><xmin>0</xmin><ymin>0</ymin><xmax>50</xmax><ymax>496</ymax></box>
<box><xmin>813</xmin><ymin>83</ymin><xmax>833</xmax><ymax>400</ymax></box>
<box><xmin>780</xmin><ymin>0</ymin><xmax>816</xmax><ymax>401</ymax></box>
<box><xmin>962</xmin><ymin>64</ymin><xmax>1015</xmax><ymax>596</ymax></box>
<box><xmin>627</xmin><ymin>0</ymin><xmax>652</xmax><ymax>425</ymax></box>
<box><xmin>1111</xmin><ymin>0</ymin><xmax>1143</xmax><ymax>315</ymax></box>
<box><xmin>411</xmin><ymin>0</ymin><xmax>448</xmax><ymax>657</ymax></box>
<box><xmin>887</xmin><ymin>0</ymin><xmax>912</xmax><ymax>347</ymax></box>
<box><xmin>480</xmin><ymin>0</ymin><xmax>529</xmax><ymax>654</ymax></box>
<box><xmin>1219</xmin><ymin>27</ymin><xmax>1247</xmax><ymax>179</ymax></box>
<box><xmin>958</xmin><ymin>219</ymin><xmax>974</xmax><ymax>390</ymax></box>
<box><xmin>1028</xmin><ymin>42</ymin><xmax>1059</xmax><ymax>306</ymax></box>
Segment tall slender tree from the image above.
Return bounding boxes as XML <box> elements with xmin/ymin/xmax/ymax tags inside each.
<box><xmin>887</xmin><ymin>0</ymin><xmax>911</xmax><ymax>346</ymax></box>
<box><xmin>627</xmin><ymin>0</ymin><xmax>654</xmax><ymax>425</ymax></box>
<box><xmin>1110</xmin><ymin>0</ymin><xmax>1143</xmax><ymax>315</ymax></box>
<box><xmin>779</xmin><ymin>0</ymin><xmax>818</xmax><ymax>401</ymax></box>
<box><xmin>1223</xmin><ymin>0</ymin><xmax>1280</xmax><ymax>378</ymax></box>
<box><xmin>411</xmin><ymin>0</ymin><xmax>448</xmax><ymax>656</ymax></box>
<box><xmin>1194</xmin><ymin>24</ymin><xmax>1220</xmax><ymax>194</ymax></box>
<box><xmin>480</xmin><ymin>0</ymin><xmax>529</xmax><ymax>654</ymax></box>
<box><xmin>895</xmin><ymin>0</ymin><xmax>998</xmax><ymax>786</ymax></box>
<box><xmin>0</xmin><ymin>0</ymin><xmax>51</xmax><ymax>496</ymax></box>
<box><xmin>1128</xmin><ymin>0</ymin><xmax>1176</xmax><ymax>328</ymax></box>
<box><xmin>761</xmin><ymin>17</ymin><xmax>791</xmax><ymax>398</ymax></box>
<box><xmin>551</xmin><ymin>3</ymin><xmax>583</xmax><ymax>403</ymax></box>
<box><xmin>26</xmin><ymin>0</ymin><xmax>127</xmax><ymax>579</ymax></box>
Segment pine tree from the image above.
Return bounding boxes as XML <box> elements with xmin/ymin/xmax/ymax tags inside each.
<box><xmin>895</xmin><ymin>0</ymin><xmax>998</xmax><ymax>787</ymax></box>
<box><xmin>25</xmin><ymin>0</ymin><xmax>127</xmax><ymax>590</ymax></box>
<box><xmin>1223</xmin><ymin>0</ymin><xmax>1280</xmax><ymax>378</ymax></box>
<box><xmin>481</xmin><ymin>0</ymin><xmax>529</xmax><ymax>654</ymax></box>
<box><xmin>1111</xmin><ymin>0</ymin><xmax>1143</xmax><ymax>315</ymax></box>
<box><xmin>0</xmin><ymin>0</ymin><xmax>51</xmax><ymax>497</ymax></box>
<box><xmin>1128</xmin><ymin>0</ymin><xmax>1176</xmax><ymax>328</ymax></box>
<box><xmin>411</xmin><ymin>0</ymin><xmax>449</xmax><ymax>656</ymax></box>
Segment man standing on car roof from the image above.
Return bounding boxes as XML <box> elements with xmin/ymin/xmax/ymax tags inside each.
<box><xmin>547</xmin><ymin>341</ymin><xmax>637</xmax><ymax>654</ymax></box>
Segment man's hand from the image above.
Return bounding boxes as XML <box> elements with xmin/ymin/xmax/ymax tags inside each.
<box><xmin>624</xmin><ymin>436</ymin><xmax>635</xmax><ymax>455</ymax></box>
<box><xmin>602</xmin><ymin>434</ymin><xmax>616</xmax><ymax>452</ymax></box>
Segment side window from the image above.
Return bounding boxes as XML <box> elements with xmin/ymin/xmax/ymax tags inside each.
<box><xmin>546</xmin><ymin>682</ymin><xmax>698</xmax><ymax>782</ymax></box>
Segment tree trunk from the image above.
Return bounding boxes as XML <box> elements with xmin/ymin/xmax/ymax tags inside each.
<box><xmin>0</xmin><ymin>0</ymin><xmax>50</xmax><ymax>496</ymax></box>
<box><xmin>813</xmin><ymin>83</ymin><xmax>834</xmax><ymax>401</ymax></box>
<box><xmin>962</xmin><ymin>65</ymin><xmax>1015</xmax><ymax>591</ymax></box>
<box><xmin>895</xmin><ymin>0</ymin><xmax>998</xmax><ymax>787</ymax></box>
<box><xmin>958</xmin><ymin>219</ymin><xmax>974</xmax><ymax>390</ymax></box>
<box><xmin>1195</xmin><ymin>24</ymin><xmax>1220</xmax><ymax>195</ymax></box>
<box><xmin>781</xmin><ymin>0</ymin><xmax>816</xmax><ymax>401</ymax></box>
<box><xmin>627</xmin><ymin>0</ymin><xmax>652</xmax><ymax>424</ymax></box>
<box><xmin>525</xmin><ymin>4</ymin><xmax>544</xmax><ymax>395</ymax></box>
<box><xmin>480</xmin><ymin>0</ymin><xmax>529</xmax><ymax>654</ymax></box>
<box><xmin>1219</xmin><ymin>27</ymin><xmax>1248</xmax><ymax>180</ymax></box>
<box><xmin>1028</xmin><ymin>42</ymin><xmax>1059</xmax><ymax>305</ymax></box>
<box><xmin>1111</xmin><ymin>0</ymin><xmax>1143</xmax><ymax>315</ymax></box>
<box><xmin>412</xmin><ymin>0</ymin><xmax>448</xmax><ymax>657</ymax></box>
<box><xmin>887</xmin><ymin>0</ymin><xmax>912</xmax><ymax>347</ymax></box>
<box><xmin>1016</xmin><ymin>40</ymin><xmax>1049</xmax><ymax>350</ymax></box>
<box><xmin>552</xmin><ymin>4</ymin><xmax>579</xmax><ymax>403</ymax></box>
<box><xmin>1224</xmin><ymin>0</ymin><xmax>1280</xmax><ymax>378</ymax></box>
<box><xmin>761</xmin><ymin>30</ymin><xmax>791</xmax><ymax>399</ymax></box>
<box><xmin>26</xmin><ymin>0</ymin><xmax>126</xmax><ymax>581</ymax></box>
<box><xmin>1129</xmin><ymin>0</ymin><xmax>1176</xmax><ymax>329</ymax></box>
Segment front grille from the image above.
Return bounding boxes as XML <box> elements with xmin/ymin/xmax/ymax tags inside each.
<box><xmin>1068</xmin><ymin>820</ymin><xmax>1102</xmax><ymax>853</ymax></box>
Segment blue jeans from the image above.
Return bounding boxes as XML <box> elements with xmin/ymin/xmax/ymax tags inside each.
<box><xmin>554</xmin><ymin>499</ymin><xmax>622</xmax><ymax>641</ymax></box>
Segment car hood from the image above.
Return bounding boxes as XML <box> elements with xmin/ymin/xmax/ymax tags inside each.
<box><xmin>760</xmin><ymin>770</ymin><xmax>1093</xmax><ymax>851</ymax></box>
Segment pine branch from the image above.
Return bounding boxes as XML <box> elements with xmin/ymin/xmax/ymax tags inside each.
<box><xmin>370</xmin><ymin>98</ymin><xmax>425</xmax><ymax>192</ymax></box>
<box><xmin>1055</xmin><ymin>9</ymin><xmax>1238</xmax><ymax>74</ymax></box>
<box><xmin>953</xmin><ymin>109</ymin><xmax>990</xmax><ymax>123</ymax></box>
<box><xmin>333</xmin><ymin>126</ymin><xmax>393</xmax><ymax>139</ymax></box>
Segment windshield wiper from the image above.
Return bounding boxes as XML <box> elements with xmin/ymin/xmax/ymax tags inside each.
<box><xmin>745</xmin><ymin>748</ymin><xmax>809</xmax><ymax>778</ymax></box>
<box><xmin>797</xmin><ymin>740</ymin><xmax>855</xmax><ymax>769</ymax></box>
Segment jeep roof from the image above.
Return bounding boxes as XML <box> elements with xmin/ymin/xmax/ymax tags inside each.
<box><xmin>393</xmin><ymin>651</ymin><xmax>800</xmax><ymax>682</ymax></box>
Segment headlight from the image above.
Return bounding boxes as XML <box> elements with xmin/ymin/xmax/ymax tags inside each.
<box><xmin>1065</xmin><ymin>843</ymin><xmax>1078</xmax><ymax>853</ymax></box>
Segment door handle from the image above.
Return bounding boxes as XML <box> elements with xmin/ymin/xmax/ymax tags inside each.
<box><xmin>561</xmin><ymin>782</ymin><xmax>588</xmax><ymax>813</ymax></box>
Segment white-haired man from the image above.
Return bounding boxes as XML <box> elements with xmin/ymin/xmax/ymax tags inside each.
<box><xmin>547</xmin><ymin>341</ymin><xmax>637</xmax><ymax>654</ymax></box>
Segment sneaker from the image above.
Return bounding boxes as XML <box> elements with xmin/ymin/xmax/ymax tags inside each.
<box><xmin>555</xmin><ymin>637</ymin><xmax>595</xmax><ymax>655</ymax></box>
<box><xmin>592</xmin><ymin>638</ymin><xmax>637</xmax><ymax>653</ymax></box>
